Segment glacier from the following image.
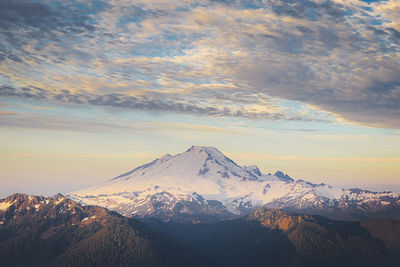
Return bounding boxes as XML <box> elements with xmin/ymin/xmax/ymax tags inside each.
<box><xmin>68</xmin><ymin>146</ymin><xmax>400</xmax><ymax>222</ymax></box>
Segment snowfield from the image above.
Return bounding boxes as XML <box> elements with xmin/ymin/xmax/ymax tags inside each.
<box><xmin>67</xmin><ymin>146</ymin><xmax>400</xmax><ymax>220</ymax></box>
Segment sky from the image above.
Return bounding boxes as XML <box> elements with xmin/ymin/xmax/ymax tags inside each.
<box><xmin>0</xmin><ymin>0</ymin><xmax>399</xmax><ymax>197</ymax></box>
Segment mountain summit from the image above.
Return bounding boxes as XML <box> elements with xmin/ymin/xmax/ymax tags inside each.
<box><xmin>112</xmin><ymin>146</ymin><xmax>275</xmax><ymax>183</ymax></box>
<box><xmin>68</xmin><ymin>146</ymin><xmax>400</xmax><ymax>222</ymax></box>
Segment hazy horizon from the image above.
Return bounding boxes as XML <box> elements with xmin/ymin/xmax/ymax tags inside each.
<box><xmin>1</xmin><ymin>144</ymin><xmax>399</xmax><ymax>198</ymax></box>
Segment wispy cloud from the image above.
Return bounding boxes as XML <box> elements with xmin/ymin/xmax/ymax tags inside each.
<box><xmin>32</xmin><ymin>106</ymin><xmax>55</xmax><ymax>110</ymax></box>
<box><xmin>0</xmin><ymin>0</ymin><xmax>399</xmax><ymax>127</ymax></box>
<box><xmin>0</xmin><ymin>85</ymin><xmax>332</xmax><ymax>122</ymax></box>
<box><xmin>0</xmin><ymin>152</ymin><xmax>156</xmax><ymax>159</ymax></box>
<box><xmin>228</xmin><ymin>152</ymin><xmax>400</xmax><ymax>162</ymax></box>
<box><xmin>0</xmin><ymin>107</ymin><xmax>240</xmax><ymax>134</ymax></box>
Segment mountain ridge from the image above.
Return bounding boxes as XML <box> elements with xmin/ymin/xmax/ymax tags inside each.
<box><xmin>144</xmin><ymin>207</ymin><xmax>400</xmax><ymax>267</ymax></box>
<box><xmin>1</xmin><ymin>193</ymin><xmax>400</xmax><ymax>266</ymax></box>
<box><xmin>68</xmin><ymin>146</ymin><xmax>400</xmax><ymax>222</ymax></box>
<box><xmin>0</xmin><ymin>193</ymin><xmax>204</xmax><ymax>267</ymax></box>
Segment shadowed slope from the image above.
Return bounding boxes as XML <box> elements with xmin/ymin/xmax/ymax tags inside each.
<box><xmin>144</xmin><ymin>208</ymin><xmax>400</xmax><ymax>267</ymax></box>
<box><xmin>0</xmin><ymin>193</ymin><xmax>204</xmax><ymax>267</ymax></box>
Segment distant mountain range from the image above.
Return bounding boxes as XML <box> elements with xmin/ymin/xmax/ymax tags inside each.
<box><xmin>2</xmin><ymin>146</ymin><xmax>399</xmax><ymax>265</ymax></box>
<box><xmin>1</xmin><ymin>193</ymin><xmax>400</xmax><ymax>267</ymax></box>
<box><xmin>68</xmin><ymin>146</ymin><xmax>400</xmax><ymax>223</ymax></box>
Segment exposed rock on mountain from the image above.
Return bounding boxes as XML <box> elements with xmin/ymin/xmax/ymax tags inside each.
<box><xmin>68</xmin><ymin>146</ymin><xmax>400</xmax><ymax>222</ymax></box>
<box><xmin>0</xmin><ymin>193</ymin><xmax>202</xmax><ymax>267</ymax></box>
<box><xmin>145</xmin><ymin>208</ymin><xmax>400</xmax><ymax>267</ymax></box>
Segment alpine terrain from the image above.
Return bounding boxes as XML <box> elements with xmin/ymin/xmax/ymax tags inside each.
<box><xmin>0</xmin><ymin>193</ymin><xmax>203</xmax><ymax>267</ymax></box>
<box><xmin>68</xmin><ymin>146</ymin><xmax>400</xmax><ymax>222</ymax></box>
<box><xmin>144</xmin><ymin>208</ymin><xmax>400</xmax><ymax>267</ymax></box>
<box><xmin>1</xmin><ymin>193</ymin><xmax>400</xmax><ymax>266</ymax></box>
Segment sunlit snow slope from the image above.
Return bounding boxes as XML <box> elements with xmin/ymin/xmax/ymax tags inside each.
<box><xmin>68</xmin><ymin>146</ymin><xmax>400</xmax><ymax>222</ymax></box>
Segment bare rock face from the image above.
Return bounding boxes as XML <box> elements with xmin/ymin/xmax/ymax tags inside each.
<box><xmin>247</xmin><ymin>208</ymin><xmax>400</xmax><ymax>265</ymax></box>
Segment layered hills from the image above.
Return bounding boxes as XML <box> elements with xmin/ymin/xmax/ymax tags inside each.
<box><xmin>3</xmin><ymin>146</ymin><xmax>399</xmax><ymax>265</ymax></box>
<box><xmin>1</xmin><ymin>193</ymin><xmax>400</xmax><ymax>266</ymax></box>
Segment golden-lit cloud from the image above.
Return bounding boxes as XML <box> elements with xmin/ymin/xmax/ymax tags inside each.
<box><xmin>33</xmin><ymin>106</ymin><xmax>55</xmax><ymax>110</ymax></box>
<box><xmin>1</xmin><ymin>0</ymin><xmax>399</xmax><ymax>128</ymax></box>
<box><xmin>228</xmin><ymin>152</ymin><xmax>400</xmax><ymax>163</ymax></box>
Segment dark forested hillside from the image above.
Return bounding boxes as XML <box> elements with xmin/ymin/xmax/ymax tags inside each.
<box><xmin>0</xmin><ymin>193</ymin><xmax>203</xmax><ymax>267</ymax></box>
<box><xmin>144</xmin><ymin>208</ymin><xmax>400</xmax><ymax>267</ymax></box>
<box><xmin>1</xmin><ymin>193</ymin><xmax>400</xmax><ymax>267</ymax></box>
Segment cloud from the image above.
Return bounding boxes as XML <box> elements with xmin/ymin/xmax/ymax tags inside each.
<box><xmin>0</xmin><ymin>0</ymin><xmax>104</xmax><ymax>63</ymax></box>
<box><xmin>0</xmin><ymin>85</ymin><xmax>330</xmax><ymax>122</ymax></box>
<box><xmin>0</xmin><ymin>0</ymin><xmax>399</xmax><ymax>128</ymax></box>
<box><xmin>33</xmin><ymin>106</ymin><xmax>55</xmax><ymax>110</ymax></box>
<box><xmin>228</xmin><ymin>152</ymin><xmax>400</xmax><ymax>162</ymax></box>
<box><xmin>0</xmin><ymin>105</ymin><xmax>240</xmax><ymax>134</ymax></box>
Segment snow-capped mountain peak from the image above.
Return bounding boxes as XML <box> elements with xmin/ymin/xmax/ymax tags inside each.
<box><xmin>243</xmin><ymin>165</ymin><xmax>262</xmax><ymax>176</ymax></box>
<box><xmin>112</xmin><ymin>145</ymin><xmax>263</xmax><ymax>183</ymax></box>
<box><xmin>274</xmin><ymin>171</ymin><xmax>294</xmax><ymax>182</ymax></box>
<box><xmin>68</xmin><ymin>146</ymin><xmax>400</xmax><ymax>222</ymax></box>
